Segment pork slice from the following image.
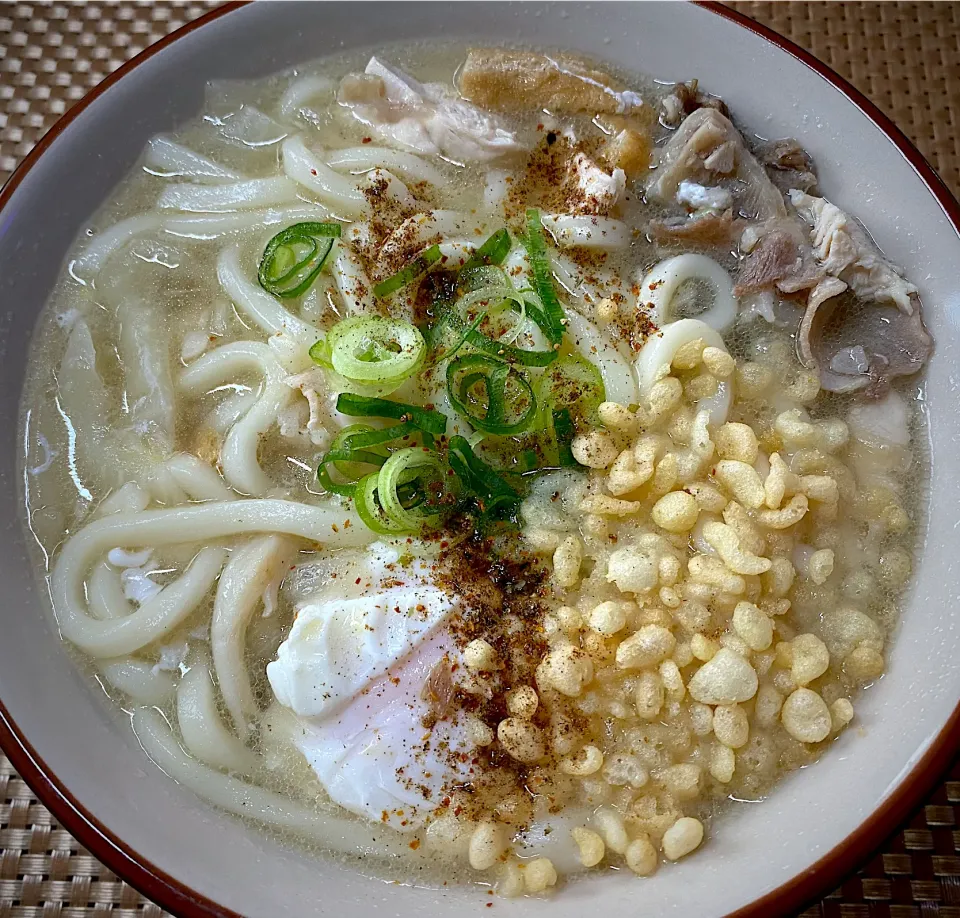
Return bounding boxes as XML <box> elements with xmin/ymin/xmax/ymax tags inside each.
<box><xmin>647</xmin><ymin>108</ymin><xmax>787</xmax><ymax>222</ymax></box>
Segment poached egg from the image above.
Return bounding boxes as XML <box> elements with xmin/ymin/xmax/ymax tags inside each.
<box><xmin>266</xmin><ymin>544</ymin><xmax>475</xmax><ymax>832</ymax></box>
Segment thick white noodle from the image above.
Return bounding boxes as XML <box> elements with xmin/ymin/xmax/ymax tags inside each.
<box><xmin>88</xmin><ymin>562</ymin><xmax>133</xmax><ymax>620</ymax></box>
<box><xmin>212</xmin><ymin>535</ymin><xmax>291</xmax><ymax>736</ymax></box>
<box><xmin>367</xmin><ymin>168</ymin><xmax>416</xmax><ymax>209</ymax></box>
<box><xmin>95</xmin><ymin>482</ymin><xmax>150</xmax><ymax>518</ymax></box>
<box><xmin>176</xmin><ymin>664</ymin><xmax>260</xmax><ymax>774</ymax></box>
<box><xmin>99</xmin><ymin>660</ymin><xmax>177</xmax><ymax>706</ymax></box>
<box><xmin>206</xmin><ymin>390</ymin><xmax>258</xmax><ymax>434</ymax></box>
<box><xmin>52</xmin><ymin>499</ymin><xmax>371</xmax><ymax>656</ymax></box>
<box><xmin>162</xmin><ymin>204</ymin><xmax>330</xmax><ymax>241</ymax></box>
<box><xmin>550</xmin><ymin>250</ymin><xmax>621</xmax><ymax>307</ymax></box>
<box><xmin>70</xmin><ymin>215</ymin><xmax>164</xmax><ymax>280</ymax></box>
<box><xmin>132</xmin><ymin>708</ymin><xmax>417</xmax><ymax>858</ymax></box>
<box><xmin>217</xmin><ymin>246</ymin><xmax>320</xmax><ymax>355</ymax></box>
<box><xmin>279</xmin><ymin>74</ymin><xmax>335</xmax><ymax>118</ymax></box>
<box><xmin>325</xmin><ymin>146</ymin><xmax>445</xmax><ymax>185</ymax></box>
<box><xmin>178</xmin><ymin>341</ymin><xmax>289</xmax><ymax>496</ymax></box>
<box><xmin>634</xmin><ymin>318</ymin><xmax>732</xmax><ymax>425</ymax></box>
<box><xmin>144</xmin><ymin>136</ymin><xmax>244</xmax><ymax>183</ymax></box>
<box><xmin>157</xmin><ymin>177</ymin><xmax>301</xmax><ymax>213</ymax></box>
<box><xmin>179</xmin><ymin>340</ymin><xmax>284</xmax><ymax>395</ymax></box>
<box><xmin>282</xmin><ymin>136</ymin><xmax>370</xmax><ymax>218</ymax></box>
<box><xmin>483</xmin><ymin>169</ymin><xmax>510</xmax><ymax>211</ymax></box>
<box><xmin>166</xmin><ymin>453</ymin><xmax>235</xmax><ymax>502</ymax></box>
<box><xmin>57</xmin><ymin>320</ymin><xmax>116</xmax><ymax>495</ymax></box>
<box><xmin>379</xmin><ymin>211</ymin><xmax>488</xmax><ymax>267</ymax></box>
<box><xmin>59</xmin><ymin>546</ymin><xmax>226</xmax><ymax>658</ymax></box>
<box><xmin>541</xmin><ymin>214</ymin><xmax>630</xmax><ymax>249</ymax></box>
<box><xmin>330</xmin><ymin>242</ymin><xmax>376</xmax><ymax>314</ymax></box>
<box><xmin>564</xmin><ymin>309</ymin><xmax>639</xmax><ymax>408</ymax></box>
<box><xmin>221</xmin><ymin>381</ymin><xmax>293</xmax><ymax>496</ymax></box>
<box><xmin>639</xmin><ymin>254</ymin><xmax>738</xmax><ymax>332</ymax></box>
<box><xmin>137</xmin><ymin>464</ymin><xmax>189</xmax><ymax>507</ymax></box>
<box><xmin>118</xmin><ymin>300</ymin><xmax>176</xmax><ymax>454</ymax></box>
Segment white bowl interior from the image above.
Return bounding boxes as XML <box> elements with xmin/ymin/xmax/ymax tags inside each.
<box><xmin>2</xmin><ymin>3</ymin><xmax>959</xmax><ymax>916</ymax></box>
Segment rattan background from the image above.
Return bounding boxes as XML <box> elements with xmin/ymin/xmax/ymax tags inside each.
<box><xmin>1</xmin><ymin>3</ymin><xmax>959</xmax><ymax>917</ymax></box>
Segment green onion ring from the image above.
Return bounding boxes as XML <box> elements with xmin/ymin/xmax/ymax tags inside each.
<box><xmin>536</xmin><ymin>352</ymin><xmax>606</xmax><ymax>425</ymax></box>
<box><xmin>327</xmin><ymin>316</ymin><xmax>425</xmax><ymax>386</ymax></box>
<box><xmin>316</xmin><ymin>422</ymin><xmax>421</xmax><ymax>496</ymax></box>
<box><xmin>446</xmin><ymin>353</ymin><xmax>537</xmax><ymax>435</ymax></box>
<box><xmin>377</xmin><ymin>448</ymin><xmax>449</xmax><ymax>531</ymax></box>
<box><xmin>258</xmin><ymin>222</ymin><xmax>342</xmax><ymax>299</ymax></box>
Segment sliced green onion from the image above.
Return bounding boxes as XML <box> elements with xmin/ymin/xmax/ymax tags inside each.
<box><xmin>448</xmin><ymin>435</ymin><xmax>521</xmax><ymax>515</ymax></box>
<box><xmin>461</xmin><ymin>228</ymin><xmax>511</xmax><ymax>273</ymax></box>
<box><xmin>525</xmin><ymin>209</ymin><xmax>566</xmax><ymax>342</ymax></box>
<box><xmin>374</xmin><ymin>244</ymin><xmax>443</xmax><ymax>299</ymax></box>
<box><xmin>316</xmin><ymin>422</ymin><xmax>421</xmax><ymax>496</ymax></box>
<box><xmin>335</xmin><ymin>393</ymin><xmax>447</xmax><ymax>436</ymax></box>
<box><xmin>327</xmin><ymin>316</ymin><xmax>425</xmax><ymax>386</ymax></box>
<box><xmin>446</xmin><ymin>354</ymin><xmax>536</xmax><ymax>435</ymax></box>
<box><xmin>258</xmin><ymin>222</ymin><xmax>342</xmax><ymax>299</ymax></box>
<box><xmin>377</xmin><ymin>447</ymin><xmax>450</xmax><ymax>531</ymax></box>
<box><xmin>536</xmin><ymin>352</ymin><xmax>606</xmax><ymax>424</ymax></box>
<box><xmin>354</xmin><ymin>473</ymin><xmax>410</xmax><ymax>534</ymax></box>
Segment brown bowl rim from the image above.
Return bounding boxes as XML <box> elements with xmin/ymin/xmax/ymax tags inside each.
<box><xmin>1</xmin><ymin>3</ymin><xmax>958</xmax><ymax>916</ymax></box>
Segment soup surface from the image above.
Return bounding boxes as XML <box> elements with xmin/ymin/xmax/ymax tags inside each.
<box><xmin>19</xmin><ymin>43</ymin><xmax>930</xmax><ymax>896</ymax></box>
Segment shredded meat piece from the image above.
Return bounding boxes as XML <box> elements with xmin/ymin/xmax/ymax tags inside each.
<box><xmin>650</xmin><ymin>209</ymin><xmax>733</xmax><ymax>247</ymax></box>
<box><xmin>756</xmin><ymin>138</ymin><xmax>819</xmax><ymax>194</ymax></box>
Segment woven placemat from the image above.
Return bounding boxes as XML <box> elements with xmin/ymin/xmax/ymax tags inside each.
<box><xmin>1</xmin><ymin>3</ymin><xmax>959</xmax><ymax>917</ymax></box>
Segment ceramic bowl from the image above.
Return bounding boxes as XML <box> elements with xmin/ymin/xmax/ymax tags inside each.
<box><xmin>1</xmin><ymin>3</ymin><xmax>958</xmax><ymax>916</ymax></box>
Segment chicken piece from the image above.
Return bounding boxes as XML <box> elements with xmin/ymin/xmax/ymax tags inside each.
<box><xmin>756</xmin><ymin>138</ymin><xmax>819</xmax><ymax>194</ymax></box>
<box><xmin>647</xmin><ymin>108</ymin><xmax>787</xmax><ymax>222</ymax></box>
<box><xmin>338</xmin><ymin>57</ymin><xmax>523</xmax><ymax>163</ymax></box>
<box><xmin>459</xmin><ymin>48</ymin><xmax>648</xmax><ymax>116</ymax></box>
<box><xmin>789</xmin><ymin>190</ymin><xmax>917</xmax><ymax>312</ymax></box>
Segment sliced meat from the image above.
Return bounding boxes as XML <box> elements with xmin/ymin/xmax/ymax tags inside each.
<box><xmin>791</xmin><ymin>190</ymin><xmax>932</xmax><ymax>393</ymax></box>
<box><xmin>756</xmin><ymin>138</ymin><xmax>819</xmax><ymax>194</ymax></box>
<box><xmin>797</xmin><ymin>290</ymin><xmax>932</xmax><ymax>395</ymax></box>
<box><xmin>649</xmin><ymin>210</ymin><xmax>733</xmax><ymax>247</ymax></box>
<box><xmin>660</xmin><ymin>79</ymin><xmax>729</xmax><ymax>127</ymax></box>
<box><xmin>789</xmin><ymin>190</ymin><xmax>918</xmax><ymax>312</ymax></box>
<box><xmin>338</xmin><ymin>57</ymin><xmax>524</xmax><ymax>163</ymax></box>
<box><xmin>459</xmin><ymin>48</ymin><xmax>648</xmax><ymax>115</ymax></box>
<box><xmin>733</xmin><ymin>224</ymin><xmax>823</xmax><ymax>296</ymax></box>
<box><xmin>646</xmin><ymin>108</ymin><xmax>787</xmax><ymax>222</ymax></box>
